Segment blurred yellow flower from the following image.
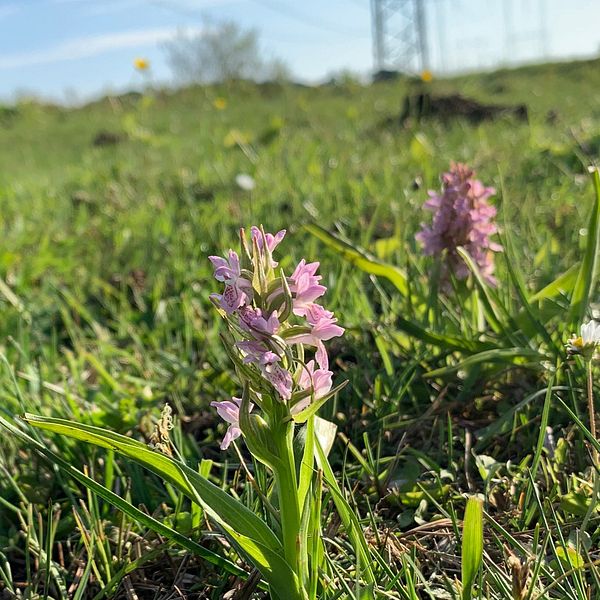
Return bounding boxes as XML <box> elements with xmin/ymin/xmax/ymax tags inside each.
<box><xmin>213</xmin><ymin>97</ymin><xmax>227</xmax><ymax>110</ymax></box>
<box><xmin>134</xmin><ymin>57</ymin><xmax>150</xmax><ymax>71</ymax></box>
<box><xmin>223</xmin><ymin>128</ymin><xmax>248</xmax><ymax>147</ymax></box>
<box><xmin>421</xmin><ymin>70</ymin><xmax>433</xmax><ymax>83</ymax></box>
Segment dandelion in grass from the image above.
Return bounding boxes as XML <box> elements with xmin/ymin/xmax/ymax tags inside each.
<box><xmin>208</xmin><ymin>225</ymin><xmax>345</xmax><ymax>449</ymax></box>
<box><xmin>421</xmin><ymin>69</ymin><xmax>433</xmax><ymax>83</ymax></box>
<box><xmin>416</xmin><ymin>162</ymin><xmax>502</xmax><ymax>286</ymax></box>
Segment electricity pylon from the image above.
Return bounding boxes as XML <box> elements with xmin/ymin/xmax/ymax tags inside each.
<box><xmin>370</xmin><ymin>0</ymin><xmax>429</xmax><ymax>74</ymax></box>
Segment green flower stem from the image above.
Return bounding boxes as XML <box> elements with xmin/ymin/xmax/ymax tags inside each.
<box><xmin>587</xmin><ymin>361</ymin><xmax>599</xmax><ymax>465</ymax></box>
<box><xmin>273</xmin><ymin>421</ymin><xmax>301</xmax><ymax>579</ymax></box>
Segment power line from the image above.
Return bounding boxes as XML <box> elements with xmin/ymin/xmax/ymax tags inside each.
<box><xmin>146</xmin><ymin>0</ymin><xmax>369</xmax><ymax>40</ymax></box>
<box><xmin>147</xmin><ymin>0</ymin><xmax>373</xmax><ymax>43</ymax></box>
<box><xmin>248</xmin><ymin>0</ymin><xmax>369</xmax><ymax>38</ymax></box>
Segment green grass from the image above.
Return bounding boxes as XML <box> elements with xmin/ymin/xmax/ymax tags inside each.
<box><xmin>1</xmin><ymin>58</ymin><xmax>600</xmax><ymax>597</ymax></box>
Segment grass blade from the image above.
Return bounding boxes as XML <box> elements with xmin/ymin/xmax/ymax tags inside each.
<box><xmin>0</xmin><ymin>415</ymin><xmax>245</xmax><ymax>575</ymax></box>
<box><xmin>461</xmin><ymin>496</ymin><xmax>483</xmax><ymax>600</ymax></box>
<box><xmin>569</xmin><ymin>167</ymin><xmax>600</xmax><ymax>325</ymax></box>
<box><xmin>529</xmin><ymin>264</ymin><xmax>579</xmax><ymax>303</ymax></box>
<box><xmin>315</xmin><ymin>437</ymin><xmax>376</xmax><ymax>584</ymax></box>
<box><xmin>305</xmin><ymin>223</ymin><xmax>408</xmax><ymax>296</ymax></box>
<box><xmin>424</xmin><ymin>347</ymin><xmax>543</xmax><ymax>378</ymax></box>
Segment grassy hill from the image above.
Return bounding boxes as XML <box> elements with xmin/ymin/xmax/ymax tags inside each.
<box><xmin>2</xmin><ymin>59</ymin><xmax>600</xmax><ymax>292</ymax></box>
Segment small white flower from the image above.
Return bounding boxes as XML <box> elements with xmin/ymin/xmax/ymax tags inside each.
<box><xmin>567</xmin><ymin>320</ymin><xmax>600</xmax><ymax>359</ymax></box>
<box><xmin>581</xmin><ymin>320</ymin><xmax>600</xmax><ymax>345</ymax></box>
<box><xmin>235</xmin><ymin>173</ymin><xmax>255</xmax><ymax>191</ymax></box>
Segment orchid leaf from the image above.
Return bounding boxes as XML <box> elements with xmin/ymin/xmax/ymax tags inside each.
<box><xmin>22</xmin><ymin>414</ymin><xmax>304</xmax><ymax>600</ymax></box>
<box><xmin>0</xmin><ymin>415</ymin><xmax>244</xmax><ymax>577</ymax></box>
<box><xmin>305</xmin><ymin>223</ymin><xmax>408</xmax><ymax>296</ymax></box>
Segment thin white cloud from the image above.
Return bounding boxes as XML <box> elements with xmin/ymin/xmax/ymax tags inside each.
<box><xmin>85</xmin><ymin>0</ymin><xmax>193</xmax><ymax>17</ymax></box>
<box><xmin>0</xmin><ymin>26</ymin><xmax>203</xmax><ymax>70</ymax></box>
<box><xmin>51</xmin><ymin>0</ymin><xmax>233</xmax><ymax>15</ymax></box>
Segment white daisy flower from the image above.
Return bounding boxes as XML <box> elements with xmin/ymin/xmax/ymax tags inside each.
<box><xmin>581</xmin><ymin>320</ymin><xmax>600</xmax><ymax>345</ymax></box>
<box><xmin>235</xmin><ymin>173</ymin><xmax>256</xmax><ymax>191</ymax></box>
<box><xmin>567</xmin><ymin>320</ymin><xmax>600</xmax><ymax>359</ymax></box>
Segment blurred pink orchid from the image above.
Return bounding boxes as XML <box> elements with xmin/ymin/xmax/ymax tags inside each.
<box><xmin>416</xmin><ymin>162</ymin><xmax>502</xmax><ymax>286</ymax></box>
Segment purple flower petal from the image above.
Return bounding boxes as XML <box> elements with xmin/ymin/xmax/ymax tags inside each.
<box><xmin>211</xmin><ymin>396</ymin><xmax>254</xmax><ymax>450</ymax></box>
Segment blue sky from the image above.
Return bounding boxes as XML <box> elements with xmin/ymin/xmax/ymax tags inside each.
<box><xmin>1</xmin><ymin>0</ymin><xmax>600</xmax><ymax>102</ymax></box>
